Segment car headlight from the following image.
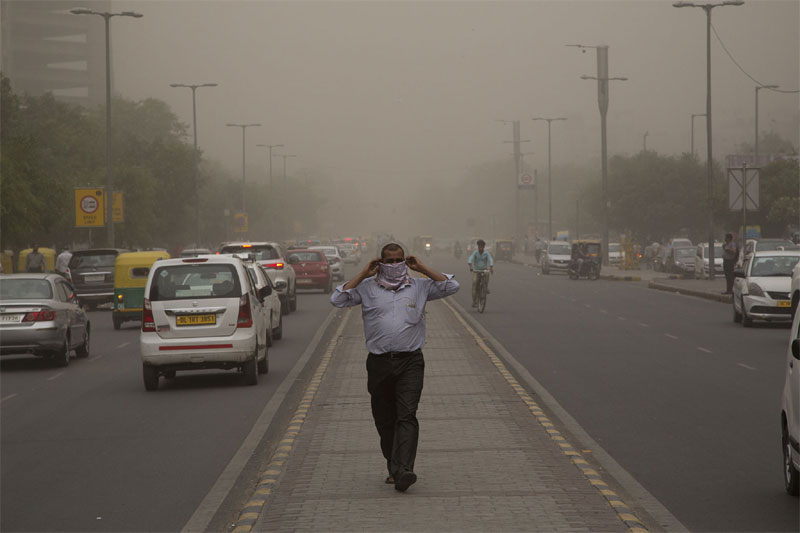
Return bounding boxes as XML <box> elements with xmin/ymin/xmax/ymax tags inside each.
<box><xmin>747</xmin><ymin>282</ymin><xmax>764</xmax><ymax>297</ymax></box>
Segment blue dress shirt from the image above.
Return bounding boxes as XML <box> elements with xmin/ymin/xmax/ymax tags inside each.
<box><xmin>330</xmin><ymin>274</ymin><xmax>460</xmax><ymax>354</ymax></box>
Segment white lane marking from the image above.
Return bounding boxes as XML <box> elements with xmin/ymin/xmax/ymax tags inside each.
<box><xmin>1</xmin><ymin>393</ymin><xmax>18</xmax><ymax>403</ymax></box>
<box><xmin>737</xmin><ymin>363</ymin><xmax>756</xmax><ymax>371</ymax></box>
<box><xmin>116</xmin><ymin>341</ymin><xmax>130</xmax><ymax>349</ymax></box>
<box><xmin>664</xmin><ymin>334</ymin><xmax>679</xmax><ymax>340</ymax></box>
<box><xmin>88</xmin><ymin>355</ymin><xmax>104</xmax><ymax>362</ymax></box>
<box><xmin>584</xmin><ymin>304</ymin><xmax>592</xmax><ymax>308</ymax></box>
<box><xmin>600</xmin><ymin>309</ymin><xmax>608</xmax><ymax>314</ymax></box>
<box><xmin>46</xmin><ymin>372</ymin><xmax>65</xmax><ymax>381</ymax></box>
<box><xmin>697</xmin><ymin>347</ymin><xmax>713</xmax><ymax>354</ymax></box>
<box><xmin>617</xmin><ymin>316</ymin><xmax>626</xmax><ymax>321</ymax></box>
<box><xmin>638</xmin><ymin>323</ymin><xmax>650</xmax><ymax>328</ymax></box>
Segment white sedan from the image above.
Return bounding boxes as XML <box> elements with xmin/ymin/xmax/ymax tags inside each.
<box><xmin>733</xmin><ymin>251</ymin><xmax>800</xmax><ymax>327</ymax></box>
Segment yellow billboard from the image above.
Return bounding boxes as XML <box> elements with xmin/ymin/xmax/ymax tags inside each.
<box><xmin>75</xmin><ymin>188</ymin><xmax>105</xmax><ymax>228</ymax></box>
<box><xmin>112</xmin><ymin>191</ymin><xmax>124</xmax><ymax>223</ymax></box>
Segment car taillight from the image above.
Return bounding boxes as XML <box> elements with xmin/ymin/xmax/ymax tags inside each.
<box><xmin>262</xmin><ymin>262</ymin><xmax>284</xmax><ymax>270</ymax></box>
<box><xmin>22</xmin><ymin>309</ymin><xmax>56</xmax><ymax>322</ymax></box>
<box><xmin>237</xmin><ymin>294</ymin><xmax>253</xmax><ymax>328</ymax></box>
<box><xmin>142</xmin><ymin>298</ymin><xmax>155</xmax><ymax>332</ymax></box>
<box><xmin>320</xmin><ymin>263</ymin><xmax>328</xmax><ymax>271</ymax></box>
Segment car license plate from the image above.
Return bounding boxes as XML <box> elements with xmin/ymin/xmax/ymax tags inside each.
<box><xmin>85</xmin><ymin>274</ymin><xmax>104</xmax><ymax>283</ymax></box>
<box><xmin>777</xmin><ymin>300</ymin><xmax>791</xmax><ymax>308</ymax></box>
<box><xmin>0</xmin><ymin>314</ymin><xmax>23</xmax><ymax>323</ymax></box>
<box><xmin>176</xmin><ymin>314</ymin><xmax>216</xmax><ymax>326</ymax></box>
<box><xmin>297</xmin><ymin>279</ymin><xmax>313</xmax><ymax>284</ymax></box>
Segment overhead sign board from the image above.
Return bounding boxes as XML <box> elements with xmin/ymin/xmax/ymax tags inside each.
<box><xmin>728</xmin><ymin>167</ymin><xmax>760</xmax><ymax>211</ymax></box>
<box><xmin>75</xmin><ymin>188</ymin><xmax>105</xmax><ymax>228</ymax></box>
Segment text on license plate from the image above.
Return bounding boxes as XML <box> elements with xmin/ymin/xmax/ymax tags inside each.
<box><xmin>176</xmin><ymin>314</ymin><xmax>216</xmax><ymax>326</ymax></box>
<box><xmin>777</xmin><ymin>300</ymin><xmax>791</xmax><ymax>308</ymax></box>
<box><xmin>0</xmin><ymin>314</ymin><xmax>23</xmax><ymax>323</ymax></box>
<box><xmin>85</xmin><ymin>274</ymin><xmax>104</xmax><ymax>282</ymax></box>
<box><xmin>297</xmin><ymin>279</ymin><xmax>313</xmax><ymax>284</ymax></box>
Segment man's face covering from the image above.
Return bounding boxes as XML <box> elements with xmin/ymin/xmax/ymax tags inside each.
<box><xmin>377</xmin><ymin>260</ymin><xmax>410</xmax><ymax>290</ymax></box>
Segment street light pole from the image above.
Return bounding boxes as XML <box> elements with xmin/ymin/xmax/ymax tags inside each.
<box><xmin>755</xmin><ymin>85</ymin><xmax>779</xmax><ymax>159</ymax></box>
<box><xmin>170</xmin><ymin>83</ymin><xmax>217</xmax><ymax>246</ymax></box>
<box><xmin>256</xmin><ymin>144</ymin><xmax>284</xmax><ymax>192</ymax></box>
<box><xmin>226</xmin><ymin>123</ymin><xmax>261</xmax><ymax>213</ymax></box>
<box><xmin>643</xmin><ymin>131</ymin><xmax>649</xmax><ymax>152</ymax></box>
<box><xmin>691</xmin><ymin>113</ymin><xmax>706</xmax><ymax>157</ymax></box>
<box><xmin>70</xmin><ymin>7</ymin><xmax>143</xmax><ymax>247</ymax></box>
<box><xmin>570</xmin><ymin>44</ymin><xmax>627</xmax><ymax>265</ymax></box>
<box><xmin>674</xmin><ymin>0</ymin><xmax>744</xmax><ymax>280</ymax></box>
<box><xmin>533</xmin><ymin>117</ymin><xmax>567</xmax><ymax>242</ymax></box>
<box><xmin>498</xmin><ymin>120</ymin><xmax>531</xmax><ymax>245</ymax></box>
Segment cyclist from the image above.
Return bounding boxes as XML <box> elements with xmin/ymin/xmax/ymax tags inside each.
<box><xmin>467</xmin><ymin>239</ymin><xmax>494</xmax><ymax>307</ymax></box>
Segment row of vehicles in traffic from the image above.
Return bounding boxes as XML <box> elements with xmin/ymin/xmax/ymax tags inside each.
<box><xmin>0</xmin><ymin>239</ymin><xmax>364</xmax><ymax>389</ymax></box>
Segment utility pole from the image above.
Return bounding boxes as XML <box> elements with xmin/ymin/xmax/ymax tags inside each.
<box><xmin>533</xmin><ymin>117</ymin><xmax>567</xmax><ymax>243</ymax></box>
<box><xmin>691</xmin><ymin>113</ymin><xmax>706</xmax><ymax>157</ymax></box>
<box><xmin>499</xmin><ymin>120</ymin><xmax>530</xmax><ymax>244</ymax></box>
<box><xmin>226</xmin><ymin>123</ymin><xmax>261</xmax><ymax>214</ymax></box>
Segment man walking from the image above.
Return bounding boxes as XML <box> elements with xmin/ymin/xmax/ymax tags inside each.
<box><xmin>721</xmin><ymin>233</ymin><xmax>739</xmax><ymax>294</ymax></box>
<box><xmin>55</xmin><ymin>247</ymin><xmax>72</xmax><ymax>277</ymax></box>
<box><xmin>25</xmin><ymin>245</ymin><xmax>46</xmax><ymax>273</ymax></box>
<box><xmin>330</xmin><ymin>242</ymin><xmax>459</xmax><ymax>492</ymax></box>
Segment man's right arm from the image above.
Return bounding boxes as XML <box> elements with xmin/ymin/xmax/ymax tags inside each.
<box><xmin>330</xmin><ymin>259</ymin><xmax>379</xmax><ymax>307</ymax></box>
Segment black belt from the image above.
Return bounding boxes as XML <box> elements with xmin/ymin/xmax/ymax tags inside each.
<box><xmin>370</xmin><ymin>349</ymin><xmax>422</xmax><ymax>360</ymax></box>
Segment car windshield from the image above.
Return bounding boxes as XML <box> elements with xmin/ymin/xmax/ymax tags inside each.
<box><xmin>150</xmin><ymin>264</ymin><xmax>241</xmax><ymax>300</ymax></box>
<box><xmin>69</xmin><ymin>253</ymin><xmax>116</xmax><ymax>269</ymax></box>
<box><xmin>220</xmin><ymin>245</ymin><xmax>280</xmax><ymax>261</ymax></box>
<box><xmin>289</xmin><ymin>252</ymin><xmax>324</xmax><ymax>262</ymax></box>
<box><xmin>676</xmin><ymin>248</ymin><xmax>694</xmax><ymax>258</ymax></box>
<box><xmin>549</xmin><ymin>244</ymin><xmax>571</xmax><ymax>255</ymax></box>
<box><xmin>0</xmin><ymin>279</ymin><xmax>53</xmax><ymax>300</ymax></box>
<box><xmin>749</xmin><ymin>256</ymin><xmax>800</xmax><ymax>277</ymax></box>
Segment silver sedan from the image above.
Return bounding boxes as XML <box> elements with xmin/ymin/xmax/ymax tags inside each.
<box><xmin>0</xmin><ymin>274</ymin><xmax>90</xmax><ymax>366</ymax></box>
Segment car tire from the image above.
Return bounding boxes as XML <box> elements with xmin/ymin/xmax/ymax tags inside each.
<box><xmin>280</xmin><ymin>295</ymin><xmax>290</xmax><ymax>316</ymax></box>
<box><xmin>112</xmin><ymin>316</ymin><xmax>122</xmax><ymax>330</ymax></box>
<box><xmin>732</xmin><ymin>300</ymin><xmax>742</xmax><ymax>323</ymax></box>
<box><xmin>75</xmin><ymin>327</ymin><xmax>90</xmax><ymax>358</ymax></box>
<box><xmin>273</xmin><ymin>313</ymin><xmax>283</xmax><ymax>341</ymax></box>
<box><xmin>741</xmin><ymin>298</ymin><xmax>753</xmax><ymax>328</ymax></box>
<box><xmin>289</xmin><ymin>290</ymin><xmax>297</xmax><ymax>312</ymax></box>
<box><xmin>243</xmin><ymin>354</ymin><xmax>258</xmax><ymax>385</ymax></box>
<box><xmin>143</xmin><ymin>365</ymin><xmax>159</xmax><ymax>391</ymax></box>
<box><xmin>783</xmin><ymin>421</ymin><xmax>800</xmax><ymax>496</ymax></box>
<box><xmin>54</xmin><ymin>337</ymin><xmax>70</xmax><ymax>367</ymax></box>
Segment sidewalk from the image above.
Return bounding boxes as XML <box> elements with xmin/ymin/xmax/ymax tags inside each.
<box><xmin>237</xmin><ymin>302</ymin><xmax>649</xmax><ymax>533</ymax></box>
<box><xmin>512</xmin><ymin>253</ymin><xmax>731</xmax><ymax>303</ymax></box>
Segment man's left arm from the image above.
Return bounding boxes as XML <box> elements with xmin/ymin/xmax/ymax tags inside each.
<box><xmin>406</xmin><ymin>255</ymin><xmax>459</xmax><ymax>300</ymax></box>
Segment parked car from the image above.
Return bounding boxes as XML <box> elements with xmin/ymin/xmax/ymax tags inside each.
<box><xmin>732</xmin><ymin>251</ymin><xmax>800</xmax><ymax>327</ymax></box>
<box><xmin>665</xmin><ymin>246</ymin><xmax>696</xmax><ymax>276</ymax></box>
<box><xmin>218</xmin><ymin>241</ymin><xmax>297</xmax><ymax>315</ymax></box>
<box><xmin>139</xmin><ymin>255</ymin><xmax>270</xmax><ymax>390</ymax></box>
<box><xmin>67</xmin><ymin>248</ymin><xmax>127</xmax><ymax>309</ymax></box>
<box><xmin>541</xmin><ymin>241</ymin><xmax>571</xmax><ymax>275</ymax></box>
<box><xmin>694</xmin><ymin>242</ymin><xmax>724</xmax><ymax>279</ymax></box>
<box><xmin>287</xmin><ymin>249</ymin><xmax>332</xmax><ymax>292</ymax></box>
<box><xmin>309</xmin><ymin>246</ymin><xmax>345</xmax><ymax>281</ymax></box>
<box><xmin>0</xmin><ymin>274</ymin><xmax>90</xmax><ymax>366</ymax></box>
<box><xmin>781</xmin><ymin>307</ymin><xmax>800</xmax><ymax>496</ymax></box>
<box><xmin>608</xmin><ymin>243</ymin><xmax>622</xmax><ymax>265</ymax></box>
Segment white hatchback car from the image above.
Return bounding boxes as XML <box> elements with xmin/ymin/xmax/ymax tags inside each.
<box><xmin>781</xmin><ymin>307</ymin><xmax>800</xmax><ymax>496</ymax></box>
<box><xmin>732</xmin><ymin>251</ymin><xmax>800</xmax><ymax>327</ymax></box>
<box><xmin>139</xmin><ymin>256</ymin><xmax>270</xmax><ymax>390</ymax></box>
<box><xmin>541</xmin><ymin>241</ymin><xmax>571</xmax><ymax>275</ymax></box>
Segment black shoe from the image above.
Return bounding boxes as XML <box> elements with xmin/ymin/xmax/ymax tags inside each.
<box><xmin>394</xmin><ymin>471</ymin><xmax>417</xmax><ymax>492</ymax></box>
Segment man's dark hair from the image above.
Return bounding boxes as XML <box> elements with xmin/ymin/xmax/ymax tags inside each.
<box><xmin>381</xmin><ymin>243</ymin><xmax>404</xmax><ymax>260</ymax></box>
<box><xmin>725</xmin><ymin>232</ymin><xmax>733</xmax><ymax>240</ymax></box>
<box><xmin>477</xmin><ymin>239</ymin><xmax>485</xmax><ymax>246</ymax></box>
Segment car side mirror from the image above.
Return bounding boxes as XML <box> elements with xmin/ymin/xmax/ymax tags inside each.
<box><xmin>792</xmin><ymin>338</ymin><xmax>799</xmax><ymax>359</ymax></box>
<box><xmin>259</xmin><ymin>285</ymin><xmax>272</xmax><ymax>299</ymax></box>
<box><xmin>734</xmin><ymin>270</ymin><xmax>745</xmax><ymax>278</ymax></box>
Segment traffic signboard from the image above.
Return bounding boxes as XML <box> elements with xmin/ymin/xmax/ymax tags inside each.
<box><xmin>233</xmin><ymin>212</ymin><xmax>248</xmax><ymax>233</ymax></box>
<box><xmin>518</xmin><ymin>173</ymin><xmax>535</xmax><ymax>190</ymax></box>
<box><xmin>75</xmin><ymin>188</ymin><xmax>105</xmax><ymax>228</ymax></box>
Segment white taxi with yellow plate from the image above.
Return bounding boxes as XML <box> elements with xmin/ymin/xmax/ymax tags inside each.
<box><xmin>139</xmin><ymin>255</ymin><xmax>270</xmax><ymax>390</ymax></box>
<box><xmin>733</xmin><ymin>251</ymin><xmax>800</xmax><ymax>327</ymax></box>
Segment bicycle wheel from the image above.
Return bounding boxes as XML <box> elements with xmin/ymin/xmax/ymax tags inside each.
<box><xmin>477</xmin><ymin>276</ymin><xmax>487</xmax><ymax>313</ymax></box>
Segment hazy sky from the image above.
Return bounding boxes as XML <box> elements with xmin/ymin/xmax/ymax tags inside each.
<box><xmin>109</xmin><ymin>0</ymin><xmax>799</xmax><ymax>188</ymax></box>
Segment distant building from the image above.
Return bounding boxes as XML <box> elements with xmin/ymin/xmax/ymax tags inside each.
<box><xmin>0</xmin><ymin>0</ymin><xmax>109</xmax><ymax>106</ymax></box>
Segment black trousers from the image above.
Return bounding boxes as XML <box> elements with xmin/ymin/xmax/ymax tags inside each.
<box><xmin>723</xmin><ymin>259</ymin><xmax>735</xmax><ymax>293</ymax></box>
<box><xmin>366</xmin><ymin>350</ymin><xmax>425</xmax><ymax>478</ymax></box>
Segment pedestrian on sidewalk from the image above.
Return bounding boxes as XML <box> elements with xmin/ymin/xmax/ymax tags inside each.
<box><xmin>721</xmin><ymin>232</ymin><xmax>739</xmax><ymax>294</ymax></box>
<box><xmin>330</xmin><ymin>242</ymin><xmax>459</xmax><ymax>492</ymax></box>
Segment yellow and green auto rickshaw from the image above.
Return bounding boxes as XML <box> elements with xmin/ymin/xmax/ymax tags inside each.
<box><xmin>112</xmin><ymin>251</ymin><xmax>170</xmax><ymax>330</ymax></box>
<box><xmin>495</xmin><ymin>239</ymin><xmax>513</xmax><ymax>261</ymax></box>
<box><xmin>17</xmin><ymin>248</ymin><xmax>56</xmax><ymax>272</ymax></box>
<box><xmin>1</xmin><ymin>250</ymin><xmax>14</xmax><ymax>273</ymax></box>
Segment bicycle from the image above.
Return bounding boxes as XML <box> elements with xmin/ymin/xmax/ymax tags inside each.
<box><xmin>473</xmin><ymin>269</ymin><xmax>490</xmax><ymax>313</ymax></box>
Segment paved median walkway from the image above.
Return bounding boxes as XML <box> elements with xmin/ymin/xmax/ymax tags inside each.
<box><xmin>243</xmin><ymin>301</ymin><xmax>643</xmax><ymax>532</ymax></box>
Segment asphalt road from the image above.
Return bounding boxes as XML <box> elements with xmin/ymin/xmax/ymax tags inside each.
<box><xmin>0</xmin><ymin>287</ymin><xmax>337</xmax><ymax>532</ymax></box>
<box><xmin>435</xmin><ymin>252</ymin><xmax>798</xmax><ymax>532</ymax></box>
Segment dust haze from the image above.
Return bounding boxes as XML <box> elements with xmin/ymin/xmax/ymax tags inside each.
<box><xmin>107</xmin><ymin>0</ymin><xmax>799</xmax><ymax>242</ymax></box>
